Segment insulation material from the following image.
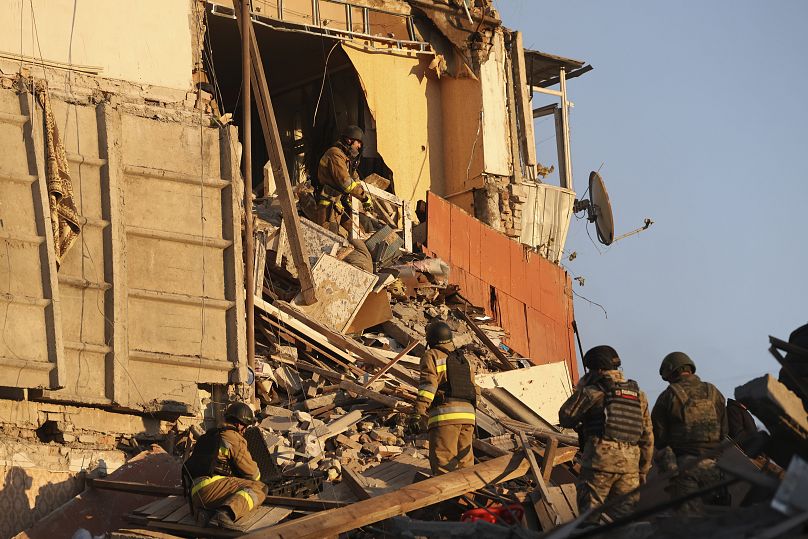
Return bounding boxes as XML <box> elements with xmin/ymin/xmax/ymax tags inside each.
<box><xmin>519</xmin><ymin>182</ymin><xmax>576</xmax><ymax>263</ymax></box>
<box><xmin>476</xmin><ymin>361</ymin><xmax>574</xmax><ymax>425</ymax></box>
<box><xmin>342</xmin><ymin>43</ymin><xmax>444</xmax><ymax>203</ymax></box>
<box><xmin>479</xmin><ymin>29</ymin><xmax>512</xmax><ymax>177</ymax></box>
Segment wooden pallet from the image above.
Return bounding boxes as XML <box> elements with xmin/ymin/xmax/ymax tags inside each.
<box><xmin>126</xmin><ymin>496</ymin><xmax>292</xmax><ymax>537</ymax></box>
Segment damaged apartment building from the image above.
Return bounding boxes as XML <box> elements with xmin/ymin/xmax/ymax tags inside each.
<box><xmin>0</xmin><ymin>0</ymin><xmax>591</xmax><ymax>536</ymax></box>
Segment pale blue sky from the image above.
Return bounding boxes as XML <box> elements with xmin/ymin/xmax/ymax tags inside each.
<box><xmin>498</xmin><ymin>1</ymin><xmax>808</xmax><ymax>402</ymax></box>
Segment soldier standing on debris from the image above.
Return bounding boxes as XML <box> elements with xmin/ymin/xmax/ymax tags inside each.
<box><xmin>411</xmin><ymin>321</ymin><xmax>480</xmax><ymax>475</ymax></box>
<box><xmin>558</xmin><ymin>346</ymin><xmax>653</xmax><ymax>523</ymax></box>
<box><xmin>652</xmin><ymin>352</ymin><xmax>729</xmax><ymax>514</ymax></box>
<box><xmin>314</xmin><ymin>125</ymin><xmax>374</xmax><ymax>271</ymax></box>
<box><xmin>182</xmin><ymin>403</ymin><xmax>267</xmax><ymax>529</ymax></box>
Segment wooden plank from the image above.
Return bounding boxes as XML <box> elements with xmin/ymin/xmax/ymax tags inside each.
<box><xmin>131</xmin><ymin>497</ymin><xmax>174</xmax><ymax>516</ymax></box>
<box><xmin>148</xmin><ymin>497</ymin><xmax>186</xmax><ymax>521</ymax></box>
<box><xmin>162</xmin><ymin>504</ymin><xmax>191</xmax><ymax>523</ymax></box>
<box><xmin>456</xmin><ymin>310</ymin><xmax>513</xmax><ymax>371</ymax></box>
<box><xmin>246</xmin><ymin>507</ymin><xmax>293</xmax><ymax>530</ymax></box>
<box><xmin>233</xmin><ymin>0</ymin><xmax>316</xmax><ymax>304</ymax></box>
<box><xmin>341</xmin><ymin>466</ymin><xmax>373</xmax><ymax>500</ymax></box>
<box><xmin>364</xmin><ymin>340</ymin><xmax>419</xmax><ymax>388</ymax></box>
<box><xmin>275</xmin><ymin>301</ymin><xmax>418</xmax><ymax>388</ymax></box>
<box><xmin>263</xmin><ymin>496</ymin><xmax>347</xmax><ymax>511</ymax></box>
<box><xmin>339</xmin><ymin>380</ymin><xmax>409</xmax><ymax>410</ymax></box>
<box><xmin>88</xmin><ymin>478</ymin><xmax>183</xmax><ymax>497</ymax></box>
<box><xmin>242</xmin><ymin>453</ymin><xmax>530</xmax><ymax>539</ymax></box>
<box><xmin>512</xmin><ymin>31</ymin><xmax>536</xmax><ymax>166</ymax></box>
<box><xmin>540</xmin><ymin>436</ymin><xmax>559</xmax><ymax>481</ymax></box>
<box><xmin>519</xmin><ymin>431</ymin><xmax>560</xmax><ymax>530</ymax></box>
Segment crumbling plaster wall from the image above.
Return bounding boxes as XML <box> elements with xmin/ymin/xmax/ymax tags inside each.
<box><xmin>0</xmin><ymin>0</ymin><xmax>195</xmax><ymax>91</ymax></box>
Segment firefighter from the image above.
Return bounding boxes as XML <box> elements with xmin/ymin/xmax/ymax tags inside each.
<box><xmin>651</xmin><ymin>352</ymin><xmax>729</xmax><ymax>514</ymax></box>
<box><xmin>183</xmin><ymin>402</ymin><xmax>267</xmax><ymax>529</ymax></box>
<box><xmin>558</xmin><ymin>346</ymin><xmax>653</xmax><ymax>522</ymax></box>
<box><xmin>314</xmin><ymin>125</ymin><xmax>373</xmax><ymax>271</ymax></box>
<box><xmin>411</xmin><ymin>320</ymin><xmax>479</xmax><ymax>475</ymax></box>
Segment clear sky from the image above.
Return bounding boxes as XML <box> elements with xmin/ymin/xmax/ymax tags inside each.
<box><xmin>498</xmin><ymin>1</ymin><xmax>808</xmax><ymax>403</ymax></box>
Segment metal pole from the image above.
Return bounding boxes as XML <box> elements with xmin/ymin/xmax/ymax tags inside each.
<box><xmin>241</xmin><ymin>0</ymin><xmax>256</xmax><ymax>394</ymax></box>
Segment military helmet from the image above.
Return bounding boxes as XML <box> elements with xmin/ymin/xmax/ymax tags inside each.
<box><xmin>582</xmin><ymin>345</ymin><xmax>621</xmax><ymax>370</ymax></box>
<box><xmin>426</xmin><ymin>320</ymin><xmax>452</xmax><ymax>346</ymax></box>
<box><xmin>341</xmin><ymin>125</ymin><xmax>364</xmax><ymax>143</ymax></box>
<box><xmin>224</xmin><ymin>402</ymin><xmax>255</xmax><ymax>427</ymax></box>
<box><xmin>786</xmin><ymin>323</ymin><xmax>808</xmax><ymax>361</ymax></box>
<box><xmin>659</xmin><ymin>351</ymin><xmax>696</xmax><ymax>381</ymax></box>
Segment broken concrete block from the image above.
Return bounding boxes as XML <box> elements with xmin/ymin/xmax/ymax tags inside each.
<box><xmin>274</xmin><ymin>366</ymin><xmax>303</xmax><ymax>395</ymax></box>
<box><xmin>382</xmin><ymin>319</ymin><xmax>426</xmax><ymax>356</ymax></box>
<box><xmin>261</xmin><ymin>415</ymin><xmax>297</xmax><ymax>432</ymax></box>
<box><xmin>374</xmin><ymin>445</ymin><xmax>402</xmax><ymax>457</ymax></box>
<box><xmin>369</xmin><ymin>429</ymin><xmax>397</xmax><ymax>445</ymax></box>
<box><xmin>736</xmin><ymin>374</ymin><xmax>808</xmax><ymax>433</ymax></box>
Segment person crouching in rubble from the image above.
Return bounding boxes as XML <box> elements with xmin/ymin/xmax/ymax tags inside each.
<box><xmin>652</xmin><ymin>352</ymin><xmax>729</xmax><ymax>514</ymax></box>
<box><xmin>314</xmin><ymin>125</ymin><xmax>373</xmax><ymax>271</ymax></box>
<box><xmin>182</xmin><ymin>402</ymin><xmax>267</xmax><ymax>529</ymax></box>
<box><xmin>558</xmin><ymin>346</ymin><xmax>653</xmax><ymax>524</ymax></box>
<box><xmin>411</xmin><ymin>321</ymin><xmax>480</xmax><ymax>475</ymax></box>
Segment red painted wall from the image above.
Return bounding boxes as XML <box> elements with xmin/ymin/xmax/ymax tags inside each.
<box><xmin>425</xmin><ymin>192</ymin><xmax>578</xmax><ymax>381</ymax></box>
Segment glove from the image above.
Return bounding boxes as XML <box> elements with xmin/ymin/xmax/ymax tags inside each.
<box><xmin>362</xmin><ymin>195</ymin><xmax>373</xmax><ymax>212</ymax></box>
<box><xmin>333</xmin><ymin>199</ymin><xmax>345</xmax><ymax>215</ymax></box>
<box><xmin>408</xmin><ymin>413</ymin><xmax>427</xmax><ymax>434</ymax></box>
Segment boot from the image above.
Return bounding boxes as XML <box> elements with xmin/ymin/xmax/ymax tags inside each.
<box><xmin>209</xmin><ymin>508</ymin><xmax>239</xmax><ymax>530</ymax></box>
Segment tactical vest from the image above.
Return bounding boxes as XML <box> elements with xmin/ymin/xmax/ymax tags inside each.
<box><xmin>435</xmin><ymin>345</ymin><xmax>477</xmax><ymax>405</ymax></box>
<box><xmin>583</xmin><ymin>378</ymin><xmax>644</xmax><ymax>443</ymax></box>
<box><xmin>183</xmin><ymin>426</ymin><xmax>236</xmax><ymax>479</ymax></box>
<box><xmin>668</xmin><ymin>381</ymin><xmax>721</xmax><ymax>447</ymax></box>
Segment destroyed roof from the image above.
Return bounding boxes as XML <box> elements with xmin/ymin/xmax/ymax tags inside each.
<box><xmin>524</xmin><ymin>48</ymin><xmax>592</xmax><ymax>88</ymax></box>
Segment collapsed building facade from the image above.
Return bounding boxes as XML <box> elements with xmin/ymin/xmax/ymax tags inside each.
<box><xmin>0</xmin><ymin>0</ymin><xmax>594</xmax><ymax>536</ymax></box>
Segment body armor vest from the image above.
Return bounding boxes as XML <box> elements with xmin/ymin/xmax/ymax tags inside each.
<box><xmin>183</xmin><ymin>426</ymin><xmax>236</xmax><ymax>479</ymax></box>
<box><xmin>435</xmin><ymin>345</ymin><xmax>477</xmax><ymax>405</ymax></box>
<box><xmin>668</xmin><ymin>381</ymin><xmax>720</xmax><ymax>447</ymax></box>
<box><xmin>583</xmin><ymin>378</ymin><xmax>644</xmax><ymax>443</ymax></box>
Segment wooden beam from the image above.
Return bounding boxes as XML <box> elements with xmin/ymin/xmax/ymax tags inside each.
<box><xmin>518</xmin><ymin>432</ymin><xmax>560</xmax><ymax>530</ymax></box>
<box><xmin>532</xmin><ymin>103</ymin><xmax>558</xmax><ymax>119</ymax></box>
<box><xmin>232</xmin><ymin>0</ymin><xmax>316</xmax><ymax>304</ymax></box>
<box><xmin>341</xmin><ymin>466</ymin><xmax>373</xmax><ymax>501</ymax></box>
<box><xmin>340</xmin><ymin>380</ymin><xmax>411</xmax><ymax>410</ymax></box>
<box><xmin>513</xmin><ymin>31</ymin><xmax>536</xmax><ymax>167</ymax></box>
<box><xmin>88</xmin><ymin>478</ymin><xmax>182</xmax><ymax>497</ymax></box>
<box><xmin>242</xmin><ymin>453</ymin><xmax>530</xmax><ymax>539</ymax></box>
<box><xmin>456</xmin><ymin>310</ymin><xmax>513</xmax><ymax>371</ymax></box>
<box><xmin>540</xmin><ymin>436</ymin><xmax>559</xmax><ymax>481</ymax></box>
<box><xmin>364</xmin><ymin>340</ymin><xmax>419</xmax><ymax>388</ymax></box>
<box><xmin>275</xmin><ymin>301</ymin><xmax>418</xmax><ymax>387</ymax></box>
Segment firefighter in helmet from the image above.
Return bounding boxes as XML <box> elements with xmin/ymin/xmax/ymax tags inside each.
<box><xmin>314</xmin><ymin>125</ymin><xmax>374</xmax><ymax>271</ymax></box>
<box><xmin>559</xmin><ymin>346</ymin><xmax>653</xmax><ymax>522</ymax></box>
<box><xmin>652</xmin><ymin>352</ymin><xmax>728</xmax><ymax>514</ymax></box>
<box><xmin>411</xmin><ymin>320</ymin><xmax>480</xmax><ymax>475</ymax></box>
<box><xmin>183</xmin><ymin>402</ymin><xmax>267</xmax><ymax>529</ymax></box>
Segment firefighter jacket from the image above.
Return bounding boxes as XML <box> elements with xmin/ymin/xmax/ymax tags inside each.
<box><xmin>184</xmin><ymin>426</ymin><xmax>261</xmax><ymax>482</ymax></box>
<box><xmin>651</xmin><ymin>374</ymin><xmax>728</xmax><ymax>457</ymax></box>
<box><xmin>316</xmin><ymin>142</ymin><xmax>365</xmax><ymax>210</ymax></box>
<box><xmin>415</xmin><ymin>343</ymin><xmax>479</xmax><ymax>429</ymax></box>
<box><xmin>559</xmin><ymin>370</ymin><xmax>653</xmax><ymax>474</ymax></box>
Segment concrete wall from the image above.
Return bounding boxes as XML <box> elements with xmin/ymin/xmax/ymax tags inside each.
<box><xmin>426</xmin><ymin>192</ymin><xmax>578</xmax><ymax>381</ymax></box>
<box><xmin>0</xmin><ymin>0</ymin><xmax>194</xmax><ymax>90</ymax></box>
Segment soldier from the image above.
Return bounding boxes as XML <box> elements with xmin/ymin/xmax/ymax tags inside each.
<box><xmin>183</xmin><ymin>402</ymin><xmax>267</xmax><ymax>529</ymax></box>
<box><xmin>652</xmin><ymin>352</ymin><xmax>729</xmax><ymax>514</ymax></box>
<box><xmin>558</xmin><ymin>346</ymin><xmax>653</xmax><ymax>523</ymax></box>
<box><xmin>411</xmin><ymin>321</ymin><xmax>479</xmax><ymax>475</ymax></box>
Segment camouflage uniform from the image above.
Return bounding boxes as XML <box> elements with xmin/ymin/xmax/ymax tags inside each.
<box><xmin>184</xmin><ymin>426</ymin><xmax>267</xmax><ymax>522</ymax></box>
<box><xmin>651</xmin><ymin>373</ymin><xmax>728</xmax><ymax>514</ymax></box>
<box><xmin>558</xmin><ymin>370</ymin><xmax>653</xmax><ymax>522</ymax></box>
<box><xmin>415</xmin><ymin>342</ymin><xmax>480</xmax><ymax>475</ymax></box>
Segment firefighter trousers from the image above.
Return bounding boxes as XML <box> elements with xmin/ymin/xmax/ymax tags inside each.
<box><xmin>428</xmin><ymin>423</ymin><xmax>474</xmax><ymax>475</ymax></box>
<box><xmin>191</xmin><ymin>476</ymin><xmax>267</xmax><ymax>521</ymax></box>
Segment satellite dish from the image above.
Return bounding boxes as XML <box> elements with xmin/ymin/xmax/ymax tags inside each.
<box><xmin>573</xmin><ymin>171</ymin><xmax>615</xmax><ymax>245</ymax></box>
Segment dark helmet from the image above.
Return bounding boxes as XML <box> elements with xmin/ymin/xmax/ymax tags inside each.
<box><xmin>582</xmin><ymin>345</ymin><xmax>621</xmax><ymax>370</ymax></box>
<box><xmin>426</xmin><ymin>320</ymin><xmax>452</xmax><ymax>346</ymax></box>
<box><xmin>659</xmin><ymin>352</ymin><xmax>696</xmax><ymax>381</ymax></box>
<box><xmin>341</xmin><ymin>125</ymin><xmax>364</xmax><ymax>143</ymax></box>
<box><xmin>224</xmin><ymin>402</ymin><xmax>255</xmax><ymax>427</ymax></box>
